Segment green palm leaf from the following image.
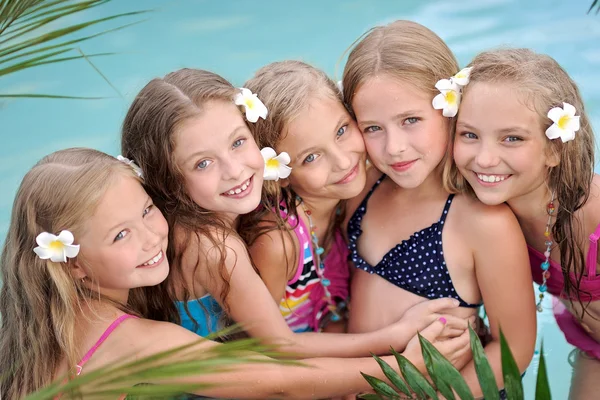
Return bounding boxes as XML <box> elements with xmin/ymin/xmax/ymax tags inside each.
<box><xmin>535</xmin><ymin>342</ymin><xmax>551</xmax><ymax>400</ymax></box>
<box><xmin>0</xmin><ymin>0</ymin><xmax>148</xmax><ymax>99</ymax></box>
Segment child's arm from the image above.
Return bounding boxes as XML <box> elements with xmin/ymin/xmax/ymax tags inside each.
<box><xmin>191</xmin><ymin>232</ymin><xmax>468</xmax><ymax>359</ymax></box>
<box><xmin>128</xmin><ymin>317</ymin><xmax>471</xmax><ymax>399</ymax></box>
<box><xmin>460</xmin><ymin>201</ymin><xmax>537</xmax><ymax>397</ymax></box>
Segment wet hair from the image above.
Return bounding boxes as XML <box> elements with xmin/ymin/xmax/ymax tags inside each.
<box><xmin>445</xmin><ymin>48</ymin><xmax>595</xmax><ymax>313</ymax></box>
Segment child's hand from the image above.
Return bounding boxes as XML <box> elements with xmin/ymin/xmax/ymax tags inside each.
<box><xmin>404</xmin><ymin>319</ymin><xmax>472</xmax><ymax>372</ymax></box>
<box><xmin>401</xmin><ymin>298</ymin><xmax>468</xmax><ymax>336</ymax></box>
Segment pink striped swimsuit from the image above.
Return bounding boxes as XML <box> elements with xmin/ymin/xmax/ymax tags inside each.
<box><xmin>529</xmin><ymin>223</ymin><xmax>600</xmax><ymax>359</ymax></box>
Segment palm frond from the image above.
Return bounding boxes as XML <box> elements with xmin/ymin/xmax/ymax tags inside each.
<box><xmin>26</xmin><ymin>331</ymin><xmax>300</xmax><ymax>400</ymax></box>
<box><xmin>0</xmin><ymin>0</ymin><xmax>149</xmax><ymax>98</ymax></box>
<box><xmin>590</xmin><ymin>0</ymin><xmax>600</xmax><ymax>14</ymax></box>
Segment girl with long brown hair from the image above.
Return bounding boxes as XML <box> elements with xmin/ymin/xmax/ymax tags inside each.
<box><xmin>450</xmin><ymin>47</ymin><xmax>600</xmax><ymax>399</ymax></box>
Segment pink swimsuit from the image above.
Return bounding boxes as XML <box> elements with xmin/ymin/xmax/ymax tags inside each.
<box><xmin>57</xmin><ymin>314</ymin><xmax>137</xmax><ymax>399</ymax></box>
<box><xmin>529</xmin><ymin>223</ymin><xmax>600</xmax><ymax>359</ymax></box>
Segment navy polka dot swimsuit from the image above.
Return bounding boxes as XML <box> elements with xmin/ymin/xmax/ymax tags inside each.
<box><xmin>347</xmin><ymin>174</ymin><xmax>481</xmax><ymax>308</ymax></box>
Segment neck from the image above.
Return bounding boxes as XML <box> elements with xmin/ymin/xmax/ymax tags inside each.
<box><xmin>218</xmin><ymin>211</ymin><xmax>240</xmax><ymax>229</ymax></box>
<box><xmin>296</xmin><ymin>195</ymin><xmax>339</xmax><ymax>224</ymax></box>
<box><xmin>506</xmin><ymin>180</ymin><xmax>551</xmax><ymax>226</ymax></box>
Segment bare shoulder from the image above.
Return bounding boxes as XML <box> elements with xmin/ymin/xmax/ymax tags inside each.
<box><xmin>121</xmin><ymin>318</ymin><xmax>216</xmax><ymax>357</ymax></box>
<box><xmin>249</xmin><ymin>220</ymin><xmax>297</xmax><ymax>276</ymax></box>
<box><xmin>452</xmin><ymin>194</ymin><xmax>522</xmax><ymax>240</ymax></box>
<box><xmin>344</xmin><ymin>164</ymin><xmax>383</xmax><ymax>228</ymax></box>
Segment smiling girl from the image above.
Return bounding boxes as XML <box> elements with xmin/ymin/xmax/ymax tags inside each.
<box><xmin>120</xmin><ymin>68</ymin><xmax>473</xmax><ymax>363</ymax></box>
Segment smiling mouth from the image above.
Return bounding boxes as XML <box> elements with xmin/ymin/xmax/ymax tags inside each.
<box><xmin>336</xmin><ymin>163</ymin><xmax>359</xmax><ymax>184</ymax></box>
<box><xmin>138</xmin><ymin>250</ymin><xmax>163</xmax><ymax>267</ymax></box>
<box><xmin>475</xmin><ymin>172</ymin><xmax>511</xmax><ymax>183</ymax></box>
<box><xmin>221</xmin><ymin>176</ymin><xmax>253</xmax><ymax>197</ymax></box>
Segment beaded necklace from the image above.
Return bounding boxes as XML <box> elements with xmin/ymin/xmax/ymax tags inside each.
<box><xmin>537</xmin><ymin>192</ymin><xmax>555</xmax><ymax>312</ymax></box>
<box><xmin>297</xmin><ymin>196</ymin><xmax>343</xmax><ymax>324</ymax></box>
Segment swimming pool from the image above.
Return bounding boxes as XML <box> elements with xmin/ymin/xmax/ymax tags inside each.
<box><xmin>2</xmin><ymin>0</ymin><xmax>599</xmax><ymax>398</ymax></box>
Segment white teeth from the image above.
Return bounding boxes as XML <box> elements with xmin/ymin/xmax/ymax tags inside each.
<box><xmin>225</xmin><ymin>178</ymin><xmax>251</xmax><ymax>196</ymax></box>
<box><xmin>477</xmin><ymin>174</ymin><xmax>507</xmax><ymax>183</ymax></box>
<box><xmin>142</xmin><ymin>251</ymin><xmax>162</xmax><ymax>266</ymax></box>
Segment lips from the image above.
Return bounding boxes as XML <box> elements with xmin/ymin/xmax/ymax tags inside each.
<box><xmin>221</xmin><ymin>176</ymin><xmax>253</xmax><ymax>198</ymax></box>
<box><xmin>336</xmin><ymin>163</ymin><xmax>359</xmax><ymax>185</ymax></box>
<box><xmin>391</xmin><ymin>159</ymin><xmax>417</xmax><ymax>172</ymax></box>
<box><xmin>137</xmin><ymin>250</ymin><xmax>163</xmax><ymax>268</ymax></box>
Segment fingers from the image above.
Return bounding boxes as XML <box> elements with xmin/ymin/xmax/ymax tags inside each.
<box><xmin>418</xmin><ymin>318</ymin><xmax>447</xmax><ymax>342</ymax></box>
<box><xmin>424</xmin><ymin>297</ymin><xmax>461</xmax><ymax>313</ymax></box>
<box><xmin>441</xmin><ymin>315</ymin><xmax>469</xmax><ymax>331</ymax></box>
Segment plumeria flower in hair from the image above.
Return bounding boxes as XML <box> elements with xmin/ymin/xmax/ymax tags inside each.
<box><xmin>234</xmin><ymin>88</ymin><xmax>268</xmax><ymax>123</ymax></box>
<box><xmin>116</xmin><ymin>155</ymin><xmax>143</xmax><ymax>178</ymax></box>
<box><xmin>450</xmin><ymin>67</ymin><xmax>472</xmax><ymax>87</ymax></box>
<box><xmin>432</xmin><ymin>79</ymin><xmax>462</xmax><ymax>117</ymax></box>
<box><xmin>546</xmin><ymin>102</ymin><xmax>580</xmax><ymax>143</ymax></box>
<box><xmin>33</xmin><ymin>230</ymin><xmax>80</xmax><ymax>263</ymax></box>
<box><xmin>261</xmin><ymin>147</ymin><xmax>292</xmax><ymax>181</ymax></box>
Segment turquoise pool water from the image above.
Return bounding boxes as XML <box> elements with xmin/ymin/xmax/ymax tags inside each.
<box><xmin>2</xmin><ymin>0</ymin><xmax>599</xmax><ymax>398</ymax></box>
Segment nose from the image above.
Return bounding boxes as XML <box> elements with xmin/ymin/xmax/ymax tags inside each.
<box><xmin>385</xmin><ymin>128</ymin><xmax>408</xmax><ymax>157</ymax></box>
<box><xmin>142</xmin><ymin>219</ymin><xmax>163</xmax><ymax>252</ymax></box>
<box><xmin>475</xmin><ymin>142</ymin><xmax>500</xmax><ymax>169</ymax></box>
<box><xmin>221</xmin><ymin>157</ymin><xmax>244</xmax><ymax>181</ymax></box>
<box><xmin>331</xmin><ymin>145</ymin><xmax>353</xmax><ymax>172</ymax></box>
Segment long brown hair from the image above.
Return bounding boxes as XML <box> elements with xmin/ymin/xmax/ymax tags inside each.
<box><xmin>239</xmin><ymin>60</ymin><xmax>346</xmax><ymax>261</ymax></box>
<box><xmin>445</xmin><ymin>48</ymin><xmax>595</xmax><ymax>311</ymax></box>
<box><xmin>0</xmin><ymin>148</ymin><xmax>154</xmax><ymax>398</ymax></box>
<box><xmin>121</xmin><ymin>68</ymin><xmax>239</xmax><ymax>319</ymax></box>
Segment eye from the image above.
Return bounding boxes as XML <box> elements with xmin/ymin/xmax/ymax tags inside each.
<box><xmin>143</xmin><ymin>204</ymin><xmax>154</xmax><ymax>217</ymax></box>
<box><xmin>504</xmin><ymin>136</ymin><xmax>523</xmax><ymax>143</ymax></box>
<box><xmin>363</xmin><ymin>126</ymin><xmax>381</xmax><ymax>134</ymax></box>
<box><xmin>336</xmin><ymin>125</ymin><xmax>347</xmax><ymax>137</ymax></box>
<box><xmin>114</xmin><ymin>230</ymin><xmax>129</xmax><ymax>242</ymax></box>
<box><xmin>461</xmin><ymin>132</ymin><xmax>478</xmax><ymax>140</ymax></box>
<box><xmin>403</xmin><ymin>117</ymin><xmax>419</xmax><ymax>125</ymax></box>
<box><xmin>196</xmin><ymin>159</ymin><xmax>212</xmax><ymax>170</ymax></box>
<box><xmin>304</xmin><ymin>154</ymin><xmax>318</xmax><ymax>164</ymax></box>
<box><xmin>233</xmin><ymin>138</ymin><xmax>246</xmax><ymax>148</ymax></box>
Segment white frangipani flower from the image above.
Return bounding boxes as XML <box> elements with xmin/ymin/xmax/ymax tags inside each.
<box><xmin>116</xmin><ymin>155</ymin><xmax>143</xmax><ymax>178</ymax></box>
<box><xmin>451</xmin><ymin>67</ymin><xmax>472</xmax><ymax>86</ymax></box>
<box><xmin>261</xmin><ymin>147</ymin><xmax>292</xmax><ymax>181</ymax></box>
<box><xmin>234</xmin><ymin>88</ymin><xmax>268</xmax><ymax>123</ymax></box>
<box><xmin>545</xmin><ymin>102</ymin><xmax>580</xmax><ymax>143</ymax></box>
<box><xmin>33</xmin><ymin>230</ymin><xmax>80</xmax><ymax>263</ymax></box>
<box><xmin>432</xmin><ymin>79</ymin><xmax>462</xmax><ymax>117</ymax></box>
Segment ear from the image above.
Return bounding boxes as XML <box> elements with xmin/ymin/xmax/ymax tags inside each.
<box><xmin>545</xmin><ymin>145</ymin><xmax>560</xmax><ymax>168</ymax></box>
<box><xmin>69</xmin><ymin>259</ymin><xmax>88</xmax><ymax>280</ymax></box>
<box><xmin>279</xmin><ymin>178</ymin><xmax>290</xmax><ymax>188</ymax></box>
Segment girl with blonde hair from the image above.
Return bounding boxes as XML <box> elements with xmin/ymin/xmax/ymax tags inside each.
<box><xmin>120</xmin><ymin>67</ymin><xmax>473</xmax><ymax>362</ymax></box>
<box><xmin>342</xmin><ymin>20</ymin><xmax>536</xmax><ymax>397</ymax></box>
<box><xmin>450</xmin><ymin>47</ymin><xmax>600</xmax><ymax>399</ymax></box>
<box><xmin>0</xmin><ymin>147</ymin><xmax>466</xmax><ymax>399</ymax></box>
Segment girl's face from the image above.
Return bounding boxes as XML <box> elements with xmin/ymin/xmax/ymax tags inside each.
<box><xmin>76</xmin><ymin>174</ymin><xmax>169</xmax><ymax>297</ymax></box>
<box><xmin>453</xmin><ymin>82</ymin><xmax>557</xmax><ymax>205</ymax></box>
<box><xmin>278</xmin><ymin>94</ymin><xmax>366</xmax><ymax>202</ymax></box>
<box><xmin>352</xmin><ymin>75</ymin><xmax>449</xmax><ymax>189</ymax></box>
<box><xmin>173</xmin><ymin>100</ymin><xmax>264</xmax><ymax>217</ymax></box>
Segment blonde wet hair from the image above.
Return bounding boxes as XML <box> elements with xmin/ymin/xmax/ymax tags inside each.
<box><xmin>0</xmin><ymin>148</ymin><xmax>146</xmax><ymax>398</ymax></box>
<box><xmin>445</xmin><ymin>48</ymin><xmax>595</xmax><ymax>309</ymax></box>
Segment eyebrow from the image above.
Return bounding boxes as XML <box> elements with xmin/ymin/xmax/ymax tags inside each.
<box><xmin>295</xmin><ymin>114</ymin><xmax>348</xmax><ymax>161</ymax></box>
<box><xmin>183</xmin><ymin>125</ymin><xmax>248</xmax><ymax>164</ymax></box>
<box><xmin>359</xmin><ymin>110</ymin><xmax>423</xmax><ymax>127</ymax></box>
<box><xmin>103</xmin><ymin>196</ymin><xmax>152</xmax><ymax>242</ymax></box>
<box><xmin>457</xmin><ymin>122</ymin><xmax>531</xmax><ymax>135</ymax></box>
